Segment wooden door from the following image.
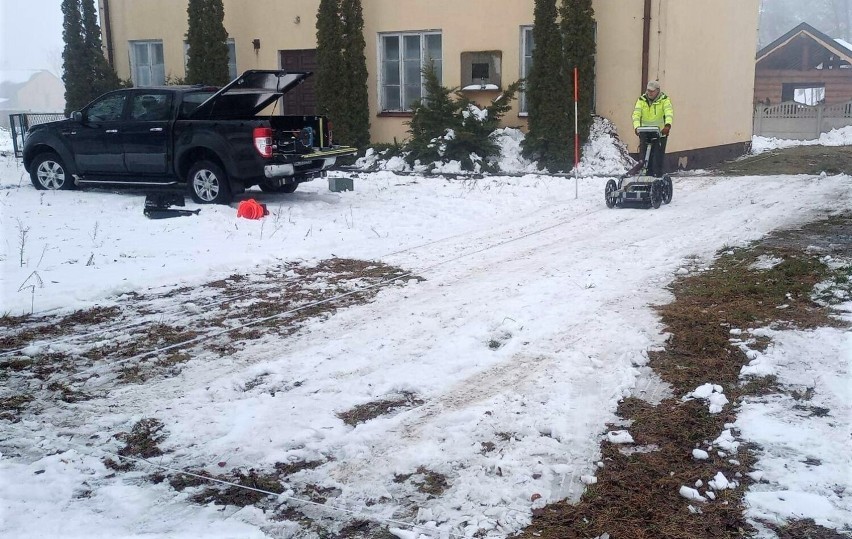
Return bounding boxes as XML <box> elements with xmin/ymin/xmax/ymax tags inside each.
<box><xmin>279</xmin><ymin>49</ymin><xmax>318</xmax><ymax>115</ymax></box>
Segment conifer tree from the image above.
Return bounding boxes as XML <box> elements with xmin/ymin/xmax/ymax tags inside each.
<box><xmin>522</xmin><ymin>0</ymin><xmax>572</xmax><ymax>172</ymax></box>
<box><xmin>81</xmin><ymin>0</ymin><xmax>121</xmax><ymax>98</ymax></box>
<box><xmin>405</xmin><ymin>64</ymin><xmax>459</xmax><ymax>165</ymax></box>
<box><xmin>185</xmin><ymin>0</ymin><xmax>230</xmax><ymax>86</ymax></box>
<box><xmin>340</xmin><ymin>0</ymin><xmax>370</xmax><ymax>148</ymax></box>
<box><xmin>61</xmin><ymin>0</ymin><xmax>87</xmax><ymax>114</ymax></box>
<box><xmin>561</xmin><ymin>0</ymin><xmax>596</xmax><ymax>158</ymax></box>
<box><xmin>316</xmin><ymin>0</ymin><xmax>345</xmax><ymax>133</ymax></box>
<box><xmin>62</xmin><ymin>0</ymin><xmax>122</xmax><ymax>114</ymax></box>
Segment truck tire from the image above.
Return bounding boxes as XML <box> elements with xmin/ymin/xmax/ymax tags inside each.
<box><xmin>30</xmin><ymin>152</ymin><xmax>74</xmax><ymax>191</ymax></box>
<box><xmin>188</xmin><ymin>160</ymin><xmax>232</xmax><ymax>204</ymax></box>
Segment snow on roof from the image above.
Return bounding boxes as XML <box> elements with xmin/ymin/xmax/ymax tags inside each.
<box><xmin>835</xmin><ymin>38</ymin><xmax>852</xmax><ymax>52</ymax></box>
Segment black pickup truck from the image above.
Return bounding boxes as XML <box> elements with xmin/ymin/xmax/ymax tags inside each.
<box><xmin>22</xmin><ymin>70</ymin><xmax>356</xmax><ymax>204</ymax></box>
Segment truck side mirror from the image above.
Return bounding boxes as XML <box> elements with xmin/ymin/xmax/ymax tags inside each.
<box><xmin>72</xmin><ymin>111</ymin><xmax>84</xmax><ymax>123</ymax></box>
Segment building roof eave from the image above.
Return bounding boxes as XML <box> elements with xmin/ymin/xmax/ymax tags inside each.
<box><xmin>756</xmin><ymin>22</ymin><xmax>852</xmax><ymax>65</ymax></box>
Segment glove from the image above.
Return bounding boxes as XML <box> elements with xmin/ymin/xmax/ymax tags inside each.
<box><xmin>662</xmin><ymin>124</ymin><xmax>671</xmax><ymax>136</ymax></box>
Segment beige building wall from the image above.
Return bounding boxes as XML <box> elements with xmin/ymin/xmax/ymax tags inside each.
<box><xmin>100</xmin><ymin>0</ymin><xmax>759</xmax><ymax>158</ymax></box>
<box><xmin>101</xmin><ymin>0</ymin><xmax>319</xmax><ymax>82</ymax></box>
<box><xmin>16</xmin><ymin>71</ymin><xmax>66</xmax><ymax>111</ymax></box>
<box><xmin>647</xmin><ymin>0</ymin><xmax>760</xmax><ymax>154</ymax></box>
<box><xmin>362</xmin><ymin>0</ymin><xmax>534</xmax><ymax>144</ymax></box>
<box><xmin>595</xmin><ymin>1</ymin><xmax>645</xmax><ymax>152</ymax></box>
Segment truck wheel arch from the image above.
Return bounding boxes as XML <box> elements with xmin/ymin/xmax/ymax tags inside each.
<box><xmin>178</xmin><ymin>148</ymin><xmax>228</xmax><ymax>181</ymax></box>
<box><xmin>24</xmin><ymin>143</ymin><xmax>77</xmax><ymax>175</ymax></box>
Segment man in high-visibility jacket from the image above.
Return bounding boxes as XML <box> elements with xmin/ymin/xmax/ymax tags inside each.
<box><xmin>632</xmin><ymin>80</ymin><xmax>674</xmax><ymax>177</ymax></box>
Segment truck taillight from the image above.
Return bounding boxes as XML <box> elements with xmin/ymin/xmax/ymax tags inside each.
<box><xmin>253</xmin><ymin>127</ymin><xmax>273</xmax><ymax>158</ymax></box>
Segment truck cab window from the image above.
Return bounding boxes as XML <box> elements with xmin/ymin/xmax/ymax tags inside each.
<box><xmin>131</xmin><ymin>93</ymin><xmax>171</xmax><ymax>121</ymax></box>
<box><xmin>87</xmin><ymin>94</ymin><xmax>127</xmax><ymax>122</ymax></box>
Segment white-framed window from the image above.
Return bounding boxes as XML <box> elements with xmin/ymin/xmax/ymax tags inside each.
<box><xmin>227</xmin><ymin>40</ymin><xmax>237</xmax><ymax>80</ymax></box>
<box><xmin>183</xmin><ymin>39</ymin><xmax>237</xmax><ymax>81</ymax></box>
<box><xmin>129</xmin><ymin>40</ymin><xmax>166</xmax><ymax>87</ymax></box>
<box><xmin>520</xmin><ymin>26</ymin><xmax>534</xmax><ymax>115</ymax></box>
<box><xmin>379</xmin><ymin>31</ymin><xmax>442</xmax><ymax>112</ymax></box>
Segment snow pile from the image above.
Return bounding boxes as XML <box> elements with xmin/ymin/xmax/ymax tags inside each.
<box><xmin>575</xmin><ymin>116</ymin><xmax>634</xmax><ymax>177</ymax></box>
<box><xmin>0</xmin><ymin>127</ymin><xmax>13</xmax><ymax>154</ymax></box>
<box><xmin>491</xmin><ymin>127</ymin><xmax>540</xmax><ymax>174</ymax></box>
<box><xmin>751</xmin><ymin>125</ymin><xmax>852</xmax><ymax>154</ymax></box>
<box><xmin>606</xmin><ymin>430</ymin><xmax>634</xmax><ymax>444</ymax></box>
<box><xmin>679</xmin><ymin>486</ymin><xmax>706</xmax><ymax>502</ymax></box>
<box><xmin>683</xmin><ymin>383</ymin><xmax>729</xmax><ymax>413</ymax></box>
<box><xmin>692</xmin><ymin>448</ymin><xmax>709</xmax><ymax>460</ymax></box>
<box><xmin>355</xmin><ymin>116</ymin><xmax>632</xmax><ymax>175</ymax></box>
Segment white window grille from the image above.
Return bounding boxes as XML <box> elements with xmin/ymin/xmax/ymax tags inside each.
<box><xmin>130</xmin><ymin>40</ymin><xmax>166</xmax><ymax>87</ymax></box>
<box><xmin>520</xmin><ymin>26</ymin><xmax>534</xmax><ymax>114</ymax></box>
<box><xmin>379</xmin><ymin>31</ymin><xmax>442</xmax><ymax>112</ymax></box>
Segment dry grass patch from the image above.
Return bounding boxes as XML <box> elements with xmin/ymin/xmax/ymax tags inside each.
<box><xmin>337</xmin><ymin>391</ymin><xmax>424</xmax><ymax>427</ymax></box>
<box><xmin>2</xmin><ymin>258</ymin><xmax>420</xmax><ymax>395</ymax></box>
<box><xmin>394</xmin><ymin>466</ymin><xmax>450</xmax><ymax>497</ymax></box>
<box><xmin>0</xmin><ymin>394</ymin><xmax>34</xmax><ymax>421</ymax></box>
<box><xmin>764</xmin><ymin>519</ymin><xmax>851</xmax><ymax>539</ymax></box>
<box><xmin>116</xmin><ymin>418</ymin><xmax>166</xmax><ymax>459</ymax></box>
<box><xmin>716</xmin><ymin>145</ymin><xmax>852</xmax><ymax>176</ymax></box>
<box><xmin>190</xmin><ymin>468</ymin><xmax>284</xmax><ymax>507</ymax></box>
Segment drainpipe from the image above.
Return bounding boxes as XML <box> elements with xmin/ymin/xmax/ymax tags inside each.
<box><xmin>102</xmin><ymin>0</ymin><xmax>115</xmax><ymax>66</ymax></box>
<box><xmin>642</xmin><ymin>0</ymin><xmax>652</xmax><ymax>92</ymax></box>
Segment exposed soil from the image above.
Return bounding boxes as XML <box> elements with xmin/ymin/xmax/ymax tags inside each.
<box><xmin>337</xmin><ymin>391</ymin><xmax>425</xmax><ymax>427</ymax></box>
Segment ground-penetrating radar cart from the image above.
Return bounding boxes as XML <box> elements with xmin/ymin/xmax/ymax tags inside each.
<box><xmin>604</xmin><ymin>126</ymin><xmax>673</xmax><ymax>209</ymax></box>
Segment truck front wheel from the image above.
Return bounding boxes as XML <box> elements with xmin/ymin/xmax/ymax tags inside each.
<box><xmin>31</xmin><ymin>152</ymin><xmax>74</xmax><ymax>191</ymax></box>
<box><xmin>188</xmin><ymin>160</ymin><xmax>232</xmax><ymax>204</ymax></box>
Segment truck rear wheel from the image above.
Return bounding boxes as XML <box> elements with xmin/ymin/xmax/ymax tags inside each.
<box><xmin>188</xmin><ymin>160</ymin><xmax>232</xmax><ymax>204</ymax></box>
<box><xmin>31</xmin><ymin>152</ymin><xmax>74</xmax><ymax>191</ymax></box>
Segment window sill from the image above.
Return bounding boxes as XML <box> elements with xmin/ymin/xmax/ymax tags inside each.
<box><xmin>461</xmin><ymin>84</ymin><xmax>501</xmax><ymax>92</ymax></box>
<box><xmin>378</xmin><ymin>111</ymin><xmax>414</xmax><ymax>118</ymax></box>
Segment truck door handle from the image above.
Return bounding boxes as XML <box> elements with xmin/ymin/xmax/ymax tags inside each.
<box><xmin>105</xmin><ymin>129</ymin><xmax>119</xmax><ymax>134</ymax></box>
<box><xmin>149</xmin><ymin>127</ymin><xmax>163</xmax><ymax>132</ymax></box>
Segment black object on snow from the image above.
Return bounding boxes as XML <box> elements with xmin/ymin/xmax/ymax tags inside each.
<box><xmin>143</xmin><ymin>193</ymin><xmax>201</xmax><ymax>219</ymax></box>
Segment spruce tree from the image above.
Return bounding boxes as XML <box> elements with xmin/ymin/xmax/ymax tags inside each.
<box><xmin>81</xmin><ymin>0</ymin><xmax>121</xmax><ymax>98</ymax></box>
<box><xmin>316</xmin><ymin>0</ymin><xmax>345</xmax><ymax>133</ymax></box>
<box><xmin>185</xmin><ymin>0</ymin><xmax>230</xmax><ymax>86</ymax></box>
<box><xmin>62</xmin><ymin>0</ymin><xmax>122</xmax><ymax>113</ymax></box>
<box><xmin>522</xmin><ymin>0</ymin><xmax>572</xmax><ymax>172</ymax></box>
<box><xmin>340</xmin><ymin>0</ymin><xmax>370</xmax><ymax>148</ymax></box>
<box><xmin>561</xmin><ymin>0</ymin><xmax>596</xmax><ymax>159</ymax></box>
<box><xmin>61</xmin><ymin>0</ymin><xmax>87</xmax><ymax>114</ymax></box>
<box><xmin>405</xmin><ymin>64</ymin><xmax>459</xmax><ymax>165</ymax></box>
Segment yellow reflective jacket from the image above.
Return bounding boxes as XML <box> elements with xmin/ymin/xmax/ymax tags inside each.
<box><xmin>632</xmin><ymin>93</ymin><xmax>674</xmax><ymax>129</ymax></box>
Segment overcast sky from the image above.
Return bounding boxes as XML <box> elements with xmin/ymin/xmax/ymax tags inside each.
<box><xmin>0</xmin><ymin>0</ymin><xmax>64</xmax><ymax>78</ymax></box>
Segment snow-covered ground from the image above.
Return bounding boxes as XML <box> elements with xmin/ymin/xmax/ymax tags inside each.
<box><xmin>0</xmin><ymin>128</ymin><xmax>850</xmax><ymax>538</ymax></box>
<box><xmin>751</xmin><ymin>125</ymin><xmax>852</xmax><ymax>154</ymax></box>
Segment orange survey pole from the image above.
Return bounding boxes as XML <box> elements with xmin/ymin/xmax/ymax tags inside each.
<box><xmin>573</xmin><ymin>66</ymin><xmax>579</xmax><ymax>199</ymax></box>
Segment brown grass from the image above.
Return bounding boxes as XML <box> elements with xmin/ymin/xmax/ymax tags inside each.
<box><xmin>337</xmin><ymin>391</ymin><xmax>424</xmax><ymax>427</ymax></box>
<box><xmin>715</xmin><ymin>145</ymin><xmax>852</xmax><ymax>176</ymax></box>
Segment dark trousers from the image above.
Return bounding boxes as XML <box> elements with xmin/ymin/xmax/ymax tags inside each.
<box><xmin>638</xmin><ymin>134</ymin><xmax>668</xmax><ymax>177</ymax></box>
